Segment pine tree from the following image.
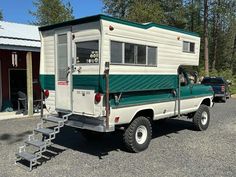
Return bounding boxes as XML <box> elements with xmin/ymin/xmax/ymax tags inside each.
<box><xmin>30</xmin><ymin>0</ymin><xmax>74</xmax><ymax>25</ymax></box>
<box><xmin>103</xmin><ymin>0</ymin><xmax>132</xmax><ymax>19</ymax></box>
<box><xmin>126</xmin><ymin>0</ymin><xmax>165</xmax><ymax>24</ymax></box>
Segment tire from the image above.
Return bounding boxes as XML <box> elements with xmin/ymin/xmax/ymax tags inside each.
<box><xmin>221</xmin><ymin>96</ymin><xmax>226</xmax><ymax>103</ymax></box>
<box><xmin>123</xmin><ymin>116</ymin><xmax>152</xmax><ymax>153</ymax></box>
<box><xmin>80</xmin><ymin>130</ymin><xmax>104</xmax><ymax>140</ymax></box>
<box><xmin>193</xmin><ymin>105</ymin><xmax>210</xmax><ymax>131</ymax></box>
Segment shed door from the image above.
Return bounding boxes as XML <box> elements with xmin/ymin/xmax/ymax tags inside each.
<box><xmin>55</xmin><ymin>31</ymin><xmax>72</xmax><ymax>111</ymax></box>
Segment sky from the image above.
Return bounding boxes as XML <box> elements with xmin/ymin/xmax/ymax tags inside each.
<box><xmin>0</xmin><ymin>0</ymin><xmax>103</xmax><ymax>24</ymax></box>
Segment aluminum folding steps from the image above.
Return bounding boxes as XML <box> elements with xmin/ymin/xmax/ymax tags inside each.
<box><xmin>34</xmin><ymin>128</ymin><xmax>55</xmax><ymax>135</ymax></box>
<box><xmin>15</xmin><ymin>113</ymin><xmax>72</xmax><ymax>171</ymax></box>
<box><xmin>16</xmin><ymin>152</ymin><xmax>38</xmax><ymax>161</ymax></box>
<box><xmin>25</xmin><ymin>140</ymin><xmax>46</xmax><ymax>148</ymax></box>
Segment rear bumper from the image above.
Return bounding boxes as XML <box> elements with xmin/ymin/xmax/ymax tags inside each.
<box><xmin>65</xmin><ymin>115</ymin><xmax>115</xmax><ymax>132</ymax></box>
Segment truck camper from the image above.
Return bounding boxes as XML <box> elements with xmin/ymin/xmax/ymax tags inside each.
<box><xmin>16</xmin><ymin>15</ymin><xmax>213</xmax><ymax>171</ymax></box>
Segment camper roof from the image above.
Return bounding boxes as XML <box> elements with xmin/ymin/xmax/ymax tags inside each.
<box><xmin>39</xmin><ymin>14</ymin><xmax>199</xmax><ymax>37</ymax></box>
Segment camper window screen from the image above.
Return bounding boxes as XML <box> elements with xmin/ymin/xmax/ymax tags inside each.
<box><xmin>111</xmin><ymin>41</ymin><xmax>122</xmax><ymax>63</ymax></box>
<box><xmin>125</xmin><ymin>43</ymin><xmax>135</xmax><ymax>64</ymax></box>
<box><xmin>76</xmin><ymin>41</ymin><xmax>99</xmax><ymax>64</ymax></box>
<box><xmin>111</xmin><ymin>41</ymin><xmax>157</xmax><ymax>66</ymax></box>
<box><xmin>148</xmin><ymin>47</ymin><xmax>157</xmax><ymax>65</ymax></box>
<box><xmin>137</xmin><ymin>45</ymin><xmax>146</xmax><ymax>64</ymax></box>
<box><xmin>57</xmin><ymin>34</ymin><xmax>68</xmax><ymax>81</ymax></box>
<box><xmin>183</xmin><ymin>41</ymin><xmax>195</xmax><ymax>53</ymax></box>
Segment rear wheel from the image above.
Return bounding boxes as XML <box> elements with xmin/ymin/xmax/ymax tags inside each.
<box><xmin>193</xmin><ymin>105</ymin><xmax>210</xmax><ymax>131</ymax></box>
<box><xmin>221</xmin><ymin>96</ymin><xmax>226</xmax><ymax>102</ymax></box>
<box><xmin>123</xmin><ymin>116</ymin><xmax>152</xmax><ymax>152</ymax></box>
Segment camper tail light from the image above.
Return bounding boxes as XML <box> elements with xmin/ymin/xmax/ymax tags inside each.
<box><xmin>44</xmin><ymin>90</ymin><xmax>49</xmax><ymax>98</ymax></box>
<box><xmin>95</xmin><ymin>93</ymin><xmax>101</xmax><ymax>103</ymax></box>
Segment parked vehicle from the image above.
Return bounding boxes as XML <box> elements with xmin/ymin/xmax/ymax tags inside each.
<box><xmin>16</xmin><ymin>15</ymin><xmax>214</xmax><ymax>171</ymax></box>
<box><xmin>201</xmin><ymin>77</ymin><xmax>230</xmax><ymax>102</ymax></box>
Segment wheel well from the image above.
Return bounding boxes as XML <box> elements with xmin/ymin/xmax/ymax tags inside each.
<box><xmin>134</xmin><ymin>109</ymin><xmax>154</xmax><ymax>121</ymax></box>
<box><xmin>201</xmin><ymin>98</ymin><xmax>211</xmax><ymax>106</ymax></box>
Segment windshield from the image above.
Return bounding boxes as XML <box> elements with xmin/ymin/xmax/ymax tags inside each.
<box><xmin>201</xmin><ymin>78</ymin><xmax>224</xmax><ymax>85</ymax></box>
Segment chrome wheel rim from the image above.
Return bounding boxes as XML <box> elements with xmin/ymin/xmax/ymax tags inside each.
<box><xmin>135</xmin><ymin>125</ymin><xmax>148</xmax><ymax>144</ymax></box>
<box><xmin>201</xmin><ymin>111</ymin><xmax>208</xmax><ymax>125</ymax></box>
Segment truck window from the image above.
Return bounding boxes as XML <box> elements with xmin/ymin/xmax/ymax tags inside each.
<box><xmin>202</xmin><ymin>78</ymin><xmax>224</xmax><ymax>85</ymax></box>
<box><xmin>180</xmin><ymin>72</ymin><xmax>188</xmax><ymax>86</ymax></box>
<box><xmin>76</xmin><ymin>40</ymin><xmax>99</xmax><ymax>64</ymax></box>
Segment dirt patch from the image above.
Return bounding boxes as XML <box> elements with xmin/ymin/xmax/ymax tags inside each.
<box><xmin>231</xmin><ymin>94</ymin><xmax>236</xmax><ymax>99</ymax></box>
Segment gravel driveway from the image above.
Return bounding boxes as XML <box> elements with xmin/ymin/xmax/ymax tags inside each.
<box><xmin>0</xmin><ymin>99</ymin><xmax>235</xmax><ymax>177</ymax></box>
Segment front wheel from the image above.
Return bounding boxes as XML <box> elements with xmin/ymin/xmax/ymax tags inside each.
<box><xmin>193</xmin><ymin>105</ymin><xmax>210</xmax><ymax>131</ymax></box>
<box><xmin>123</xmin><ymin>116</ymin><xmax>152</xmax><ymax>152</ymax></box>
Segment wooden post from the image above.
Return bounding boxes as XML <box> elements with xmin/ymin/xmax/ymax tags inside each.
<box><xmin>40</xmin><ymin>90</ymin><xmax>43</xmax><ymax>118</ymax></box>
<box><xmin>26</xmin><ymin>52</ymin><xmax>33</xmax><ymax>116</ymax></box>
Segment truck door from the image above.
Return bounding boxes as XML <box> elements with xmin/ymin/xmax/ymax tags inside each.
<box><xmin>55</xmin><ymin>30</ymin><xmax>72</xmax><ymax>111</ymax></box>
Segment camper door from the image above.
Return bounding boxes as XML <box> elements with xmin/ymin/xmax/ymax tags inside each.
<box><xmin>55</xmin><ymin>30</ymin><xmax>72</xmax><ymax>111</ymax></box>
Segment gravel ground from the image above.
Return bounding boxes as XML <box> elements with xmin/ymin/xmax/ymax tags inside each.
<box><xmin>0</xmin><ymin>99</ymin><xmax>235</xmax><ymax>177</ymax></box>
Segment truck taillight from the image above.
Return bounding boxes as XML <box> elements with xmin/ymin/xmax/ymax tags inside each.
<box><xmin>44</xmin><ymin>90</ymin><xmax>49</xmax><ymax>98</ymax></box>
<box><xmin>221</xmin><ymin>86</ymin><xmax>225</xmax><ymax>92</ymax></box>
<box><xmin>95</xmin><ymin>93</ymin><xmax>101</xmax><ymax>103</ymax></box>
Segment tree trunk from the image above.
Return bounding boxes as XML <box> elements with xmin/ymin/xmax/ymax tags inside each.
<box><xmin>204</xmin><ymin>0</ymin><xmax>209</xmax><ymax>76</ymax></box>
<box><xmin>212</xmin><ymin>12</ymin><xmax>217</xmax><ymax>70</ymax></box>
<box><xmin>191</xmin><ymin>0</ymin><xmax>194</xmax><ymax>32</ymax></box>
<box><xmin>232</xmin><ymin>35</ymin><xmax>236</xmax><ymax>74</ymax></box>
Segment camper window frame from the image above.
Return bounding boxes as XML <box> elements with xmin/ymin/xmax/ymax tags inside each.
<box><xmin>182</xmin><ymin>41</ymin><xmax>195</xmax><ymax>53</ymax></box>
<box><xmin>110</xmin><ymin>40</ymin><xmax>157</xmax><ymax>67</ymax></box>
<box><xmin>74</xmin><ymin>38</ymin><xmax>100</xmax><ymax>65</ymax></box>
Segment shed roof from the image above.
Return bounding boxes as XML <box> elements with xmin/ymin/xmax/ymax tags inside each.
<box><xmin>0</xmin><ymin>21</ymin><xmax>40</xmax><ymax>52</ymax></box>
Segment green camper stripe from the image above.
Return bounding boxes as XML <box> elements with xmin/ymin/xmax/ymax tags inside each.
<box><xmin>39</xmin><ymin>74</ymin><xmax>212</xmax><ymax>107</ymax></box>
<box><xmin>73</xmin><ymin>75</ymin><xmax>101</xmax><ymax>91</ymax></box>
<box><xmin>73</xmin><ymin>74</ymin><xmax>178</xmax><ymax>93</ymax></box>
<box><xmin>110</xmin><ymin>90</ymin><xmax>175</xmax><ymax>108</ymax></box>
<box><xmin>108</xmin><ymin>74</ymin><xmax>177</xmax><ymax>93</ymax></box>
<box><xmin>40</xmin><ymin>74</ymin><xmax>55</xmax><ymax>90</ymax></box>
<box><xmin>40</xmin><ymin>74</ymin><xmax>177</xmax><ymax>92</ymax></box>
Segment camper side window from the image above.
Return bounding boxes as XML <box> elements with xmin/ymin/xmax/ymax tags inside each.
<box><xmin>183</xmin><ymin>41</ymin><xmax>195</xmax><ymax>53</ymax></box>
<box><xmin>76</xmin><ymin>40</ymin><xmax>99</xmax><ymax>64</ymax></box>
<box><xmin>110</xmin><ymin>41</ymin><xmax>157</xmax><ymax>66</ymax></box>
<box><xmin>148</xmin><ymin>46</ymin><xmax>157</xmax><ymax>65</ymax></box>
